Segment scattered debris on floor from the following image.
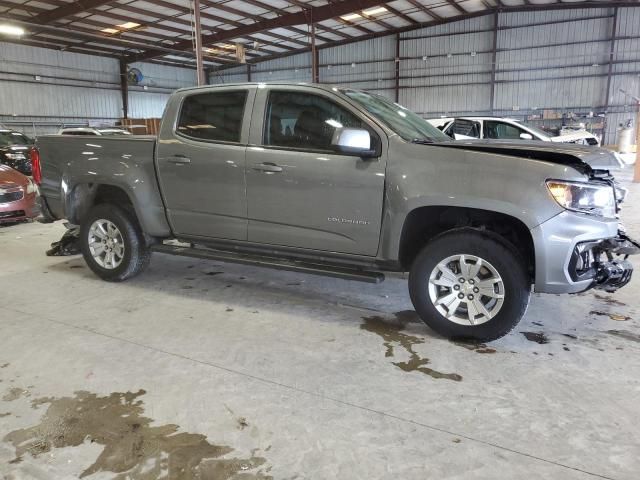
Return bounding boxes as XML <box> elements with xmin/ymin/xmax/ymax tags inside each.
<box><xmin>3</xmin><ymin>389</ymin><xmax>272</xmax><ymax>479</ymax></box>
<box><xmin>521</xmin><ymin>332</ymin><xmax>550</xmax><ymax>344</ymax></box>
<box><xmin>361</xmin><ymin>314</ymin><xmax>462</xmax><ymax>381</ymax></box>
<box><xmin>590</xmin><ymin>310</ymin><xmax>631</xmax><ymax>321</ymax></box>
<box><xmin>45</xmin><ymin>224</ymin><xmax>80</xmax><ymax>257</ymax></box>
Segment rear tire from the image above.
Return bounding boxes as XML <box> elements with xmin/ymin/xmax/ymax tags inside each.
<box><xmin>409</xmin><ymin>229</ymin><xmax>530</xmax><ymax>342</ymax></box>
<box><xmin>80</xmin><ymin>204</ymin><xmax>151</xmax><ymax>282</ymax></box>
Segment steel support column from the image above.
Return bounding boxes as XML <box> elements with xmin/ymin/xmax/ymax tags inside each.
<box><xmin>394</xmin><ymin>33</ymin><xmax>400</xmax><ymax>103</ymax></box>
<box><xmin>603</xmin><ymin>6</ymin><xmax>619</xmax><ymax>145</ymax></box>
<box><xmin>119</xmin><ymin>59</ymin><xmax>128</xmax><ymax>119</ymax></box>
<box><xmin>489</xmin><ymin>11</ymin><xmax>498</xmax><ymax>114</ymax></box>
<box><xmin>193</xmin><ymin>0</ymin><xmax>206</xmax><ymax>86</ymax></box>
<box><xmin>311</xmin><ymin>20</ymin><xmax>319</xmax><ymax>83</ymax></box>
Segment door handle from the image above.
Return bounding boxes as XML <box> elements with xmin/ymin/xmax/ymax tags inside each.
<box><xmin>252</xmin><ymin>162</ymin><xmax>283</xmax><ymax>173</ymax></box>
<box><xmin>167</xmin><ymin>156</ymin><xmax>191</xmax><ymax>165</ymax></box>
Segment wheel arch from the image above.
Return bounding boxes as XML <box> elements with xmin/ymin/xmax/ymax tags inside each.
<box><xmin>64</xmin><ymin>182</ymin><xmax>170</xmax><ymax>239</ymax></box>
<box><xmin>397</xmin><ymin>206</ymin><xmax>535</xmax><ymax>281</ymax></box>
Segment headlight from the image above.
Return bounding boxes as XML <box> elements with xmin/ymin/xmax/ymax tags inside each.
<box><xmin>25</xmin><ymin>178</ymin><xmax>37</xmax><ymax>194</ymax></box>
<box><xmin>546</xmin><ymin>180</ymin><xmax>616</xmax><ymax>218</ymax></box>
<box><xmin>5</xmin><ymin>153</ymin><xmax>26</xmax><ymax>160</ymax></box>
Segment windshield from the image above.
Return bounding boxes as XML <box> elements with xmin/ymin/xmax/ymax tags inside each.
<box><xmin>0</xmin><ymin>131</ymin><xmax>31</xmax><ymax>147</ymax></box>
<box><xmin>341</xmin><ymin>89</ymin><xmax>449</xmax><ymax>143</ymax></box>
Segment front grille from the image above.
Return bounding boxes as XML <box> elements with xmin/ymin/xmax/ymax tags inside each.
<box><xmin>0</xmin><ymin>210</ymin><xmax>25</xmax><ymax>220</ymax></box>
<box><xmin>0</xmin><ymin>191</ymin><xmax>23</xmax><ymax>203</ymax></box>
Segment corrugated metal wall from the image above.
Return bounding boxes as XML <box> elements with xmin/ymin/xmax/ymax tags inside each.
<box><xmin>2</xmin><ymin>6</ymin><xmax>639</xmax><ymax>142</ymax></box>
<box><xmin>0</xmin><ymin>42</ymin><xmax>194</xmax><ymax>135</ymax></box>
<box><xmin>400</xmin><ymin>16</ymin><xmax>494</xmax><ymax>115</ymax></box>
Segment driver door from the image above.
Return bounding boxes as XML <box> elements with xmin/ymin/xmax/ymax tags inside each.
<box><xmin>244</xmin><ymin>87</ymin><xmax>387</xmax><ymax>256</ymax></box>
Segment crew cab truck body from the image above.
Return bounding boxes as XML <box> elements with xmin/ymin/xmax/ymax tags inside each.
<box><xmin>35</xmin><ymin>83</ymin><xmax>638</xmax><ymax>341</ymax></box>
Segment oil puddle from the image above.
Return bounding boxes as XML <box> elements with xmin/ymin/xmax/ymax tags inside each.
<box><xmin>606</xmin><ymin>330</ymin><xmax>640</xmax><ymax>343</ymax></box>
<box><xmin>590</xmin><ymin>310</ymin><xmax>631</xmax><ymax>322</ymax></box>
<box><xmin>594</xmin><ymin>293</ymin><xmax>626</xmax><ymax>306</ymax></box>
<box><xmin>521</xmin><ymin>331</ymin><xmax>549</xmax><ymax>344</ymax></box>
<box><xmin>3</xmin><ymin>389</ymin><xmax>271</xmax><ymax>479</ymax></box>
<box><xmin>361</xmin><ymin>314</ymin><xmax>462</xmax><ymax>381</ymax></box>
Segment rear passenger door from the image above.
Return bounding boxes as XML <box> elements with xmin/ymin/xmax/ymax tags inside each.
<box><xmin>156</xmin><ymin>86</ymin><xmax>255</xmax><ymax>240</ymax></box>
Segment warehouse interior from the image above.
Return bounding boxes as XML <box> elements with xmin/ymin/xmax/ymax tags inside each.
<box><xmin>1</xmin><ymin>1</ymin><xmax>640</xmax><ymax>479</ymax></box>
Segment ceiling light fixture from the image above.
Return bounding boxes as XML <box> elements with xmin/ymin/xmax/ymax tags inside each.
<box><xmin>117</xmin><ymin>22</ymin><xmax>141</xmax><ymax>29</ymax></box>
<box><xmin>341</xmin><ymin>13</ymin><xmax>361</xmax><ymax>21</ymax></box>
<box><xmin>101</xmin><ymin>27</ymin><xmax>119</xmax><ymax>34</ymax></box>
<box><xmin>0</xmin><ymin>24</ymin><xmax>25</xmax><ymax>36</ymax></box>
<box><xmin>363</xmin><ymin>7</ymin><xmax>387</xmax><ymax>16</ymax></box>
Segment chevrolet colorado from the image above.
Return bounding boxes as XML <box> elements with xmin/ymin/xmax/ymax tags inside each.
<box><xmin>34</xmin><ymin>83</ymin><xmax>638</xmax><ymax>341</ymax></box>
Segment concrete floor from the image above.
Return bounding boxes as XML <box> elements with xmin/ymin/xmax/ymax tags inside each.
<box><xmin>1</xmin><ymin>174</ymin><xmax>640</xmax><ymax>480</ymax></box>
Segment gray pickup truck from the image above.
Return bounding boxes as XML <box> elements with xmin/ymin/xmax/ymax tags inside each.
<box><xmin>35</xmin><ymin>83</ymin><xmax>638</xmax><ymax>341</ymax></box>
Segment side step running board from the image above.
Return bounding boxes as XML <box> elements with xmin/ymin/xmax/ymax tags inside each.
<box><xmin>151</xmin><ymin>243</ymin><xmax>385</xmax><ymax>284</ymax></box>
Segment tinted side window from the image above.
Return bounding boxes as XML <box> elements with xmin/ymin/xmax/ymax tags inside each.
<box><xmin>485</xmin><ymin>121</ymin><xmax>523</xmax><ymax>140</ymax></box>
<box><xmin>264</xmin><ymin>91</ymin><xmax>365</xmax><ymax>151</ymax></box>
<box><xmin>177</xmin><ymin>90</ymin><xmax>247</xmax><ymax>143</ymax></box>
<box><xmin>449</xmin><ymin>119</ymin><xmax>480</xmax><ymax>138</ymax></box>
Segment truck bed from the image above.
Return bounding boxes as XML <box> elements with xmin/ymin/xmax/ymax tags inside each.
<box><xmin>37</xmin><ymin>135</ymin><xmax>171</xmax><ymax>237</ymax></box>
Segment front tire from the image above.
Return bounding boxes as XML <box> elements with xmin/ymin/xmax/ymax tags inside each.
<box><xmin>80</xmin><ymin>204</ymin><xmax>151</xmax><ymax>282</ymax></box>
<box><xmin>409</xmin><ymin>229</ymin><xmax>531</xmax><ymax>342</ymax></box>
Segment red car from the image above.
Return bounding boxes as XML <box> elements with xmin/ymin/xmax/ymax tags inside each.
<box><xmin>0</xmin><ymin>164</ymin><xmax>38</xmax><ymax>223</ymax></box>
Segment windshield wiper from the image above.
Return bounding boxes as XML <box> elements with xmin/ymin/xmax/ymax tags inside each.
<box><xmin>411</xmin><ymin>138</ymin><xmax>435</xmax><ymax>144</ymax></box>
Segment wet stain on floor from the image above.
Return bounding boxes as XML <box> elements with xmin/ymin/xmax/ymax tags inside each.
<box><xmin>0</xmin><ymin>412</ymin><xmax>10</xmax><ymax>417</ymax></box>
<box><xmin>2</xmin><ymin>387</ymin><xmax>30</xmax><ymax>402</ymax></box>
<box><xmin>521</xmin><ymin>332</ymin><xmax>550</xmax><ymax>344</ymax></box>
<box><xmin>1</xmin><ymin>363</ymin><xmax>9</xmax><ymax>368</ymax></box>
<box><xmin>3</xmin><ymin>389</ymin><xmax>272</xmax><ymax>479</ymax></box>
<box><xmin>590</xmin><ymin>310</ymin><xmax>631</xmax><ymax>322</ymax></box>
<box><xmin>204</xmin><ymin>271</ymin><xmax>224</xmax><ymax>276</ymax></box>
<box><xmin>454</xmin><ymin>342</ymin><xmax>496</xmax><ymax>354</ymax></box>
<box><xmin>606</xmin><ymin>330</ymin><xmax>640</xmax><ymax>343</ymax></box>
<box><xmin>594</xmin><ymin>293</ymin><xmax>627</xmax><ymax>306</ymax></box>
<box><xmin>361</xmin><ymin>314</ymin><xmax>462</xmax><ymax>381</ymax></box>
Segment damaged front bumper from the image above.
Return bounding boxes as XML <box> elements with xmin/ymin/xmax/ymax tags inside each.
<box><xmin>570</xmin><ymin>232</ymin><xmax>639</xmax><ymax>293</ymax></box>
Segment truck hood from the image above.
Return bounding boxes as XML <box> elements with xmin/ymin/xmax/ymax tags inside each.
<box><xmin>433</xmin><ymin>139</ymin><xmax>623</xmax><ymax>172</ymax></box>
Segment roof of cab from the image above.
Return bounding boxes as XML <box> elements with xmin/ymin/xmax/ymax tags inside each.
<box><xmin>175</xmin><ymin>82</ymin><xmax>345</xmax><ymax>94</ymax></box>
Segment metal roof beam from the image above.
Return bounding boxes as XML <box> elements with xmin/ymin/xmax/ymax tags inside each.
<box><xmin>129</xmin><ymin>0</ymin><xmax>389</xmax><ymax>62</ymax></box>
<box><xmin>30</xmin><ymin>0</ymin><xmax>116</xmax><ymax>23</ymax></box>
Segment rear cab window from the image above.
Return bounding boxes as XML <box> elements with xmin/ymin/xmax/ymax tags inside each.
<box><xmin>177</xmin><ymin>90</ymin><xmax>248</xmax><ymax>143</ymax></box>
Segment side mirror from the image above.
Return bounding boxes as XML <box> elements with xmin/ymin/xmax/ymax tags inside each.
<box><xmin>519</xmin><ymin>133</ymin><xmax>534</xmax><ymax>140</ymax></box>
<box><xmin>332</xmin><ymin>128</ymin><xmax>378</xmax><ymax>158</ymax></box>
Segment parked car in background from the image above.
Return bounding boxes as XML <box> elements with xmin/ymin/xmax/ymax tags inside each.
<box><xmin>58</xmin><ymin>127</ymin><xmax>132</xmax><ymax>136</ymax></box>
<box><xmin>0</xmin><ymin>164</ymin><xmax>38</xmax><ymax>224</ymax></box>
<box><xmin>0</xmin><ymin>129</ymin><xmax>34</xmax><ymax>176</ymax></box>
<box><xmin>429</xmin><ymin>116</ymin><xmax>601</xmax><ymax>146</ymax></box>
